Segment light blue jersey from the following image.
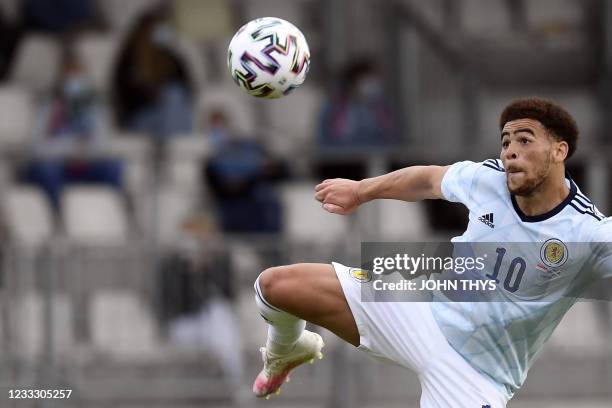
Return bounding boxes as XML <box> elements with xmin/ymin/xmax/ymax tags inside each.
<box><xmin>433</xmin><ymin>159</ymin><xmax>612</xmax><ymax>398</ymax></box>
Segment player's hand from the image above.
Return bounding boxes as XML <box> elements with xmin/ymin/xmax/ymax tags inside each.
<box><xmin>314</xmin><ymin>178</ymin><xmax>361</xmax><ymax>215</ymax></box>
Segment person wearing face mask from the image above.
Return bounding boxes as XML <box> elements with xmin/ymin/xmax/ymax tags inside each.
<box><xmin>203</xmin><ymin>110</ymin><xmax>287</xmax><ymax>233</ymax></box>
<box><xmin>112</xmin><ymin>7</ymin><xmax>194</xmax><ymax>140</ymax></box>
<box><xmin>23</xmin><ymin>48</ymin><xmax>123</xmax><ymax>209</ymax></box>
<box><xmin>318</xmin><ymin>58</ymin><xmax>397</xmax><ymax>148</ymax></box>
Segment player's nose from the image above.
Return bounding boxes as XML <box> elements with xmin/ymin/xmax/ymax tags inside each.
<box><xmin>503</xmin><ymin>143</ymin><xmax>519</xmax><ymax>161</ymax></box>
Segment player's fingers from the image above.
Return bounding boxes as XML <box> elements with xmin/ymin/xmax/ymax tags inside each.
<box><xmin>314</xmin><ymin>190</ymin><xmax>325</xmax><ymax>202</ymax></box>
<box><xmin>315</xmin><ymin>179</ymin><xmax>333</xmax><ymax>191</ymax></box>
<box><xmin>314</xmin><ymin>185</ymin><xmax>333</xmax><ymax>202</ymax></box>
<box><xmin>323</xmin><ymin>203</ymin><xmax>345</xmax><ymax>214</ymax></box>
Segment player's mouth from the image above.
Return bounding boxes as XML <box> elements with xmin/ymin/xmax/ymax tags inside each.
<box><xmin>506</xmin><ymin>167</ymin><xmax>526</xmax><ymax>184</ymax></box>
<box><xmin>506</xmin><ymin>166</ymin><xmax>524</xmax><ymax>176</ymax></box>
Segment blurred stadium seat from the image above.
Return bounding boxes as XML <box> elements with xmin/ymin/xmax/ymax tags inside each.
<box><xmin>377</xmin><ymin>199</ymin><xmax>429</xmax><ymax>241</ymax></box>
<box><xmin>0</xmin><ymin>85</ymin><xmax>33</xmax><ymax>150</ymax></box>
<box><xmin>15</xmin><ymin>292</ymin><xmax>74</xmax><ymax>360</ymax></box>
<box><xmin>106</xmin><ymin>132</ymin><xmax>152</xmax><ymax>198</ymax></box>
<box><xmin>147</xmin><ymin>186</ymin><xmax>197</xmax><ymax>247</ymax></box>
<box><xmin>61</xmin><ymin>186</ymin><xmax>129</xmax><ymax>244</ymax></box>
<box><xmin>166</xmin><ymin>133</ymin><xmax>210</xmax><ymax>192</ymax></box>
<box><xmin>2</xmin><ymin>186</ymin><xmax>54</xmax><ymax>248</ymax></box>
<box><xmin>9</xmin><ymin>34</ymin><xmax>60</xmax><ymax>93</ymax></box>
<box><xmin>266</xmin><ymin>86</ymin><xmax>322</xmax><ymax>156</ymax></box>
<box><xmin>281</xmin><ymin>182</ymin><xmax>349</xmax><ymax>245</ymax></box>
<box><xmin>75</xmin><ymin>34</ymin><xmax>120</xmax><ymax>95</ymax></box>
<box><xmin>90</xmin><ymin>290</ymin><xmax>159</xmax><ymax>358</ymax></box>
<box><xmin>196</xmin><ymin>85</ymin><xmax>255</xmax><ymax>137</ymax></box>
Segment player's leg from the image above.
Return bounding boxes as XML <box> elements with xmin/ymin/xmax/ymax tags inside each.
<box><xmin>253</xmin><ymin>263</ymin><xmax>359</xmax><ymax>397</ymax></box>
<box><xmin>257</xmin><ymin>263</ymin><xmax>359</xmax><ymax>347</ymax></box>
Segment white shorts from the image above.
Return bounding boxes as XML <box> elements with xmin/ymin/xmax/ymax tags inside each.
<box><xmin>333</xmin><ymin>262</ymin><xmax>508</xmax><ymax>408</ymax></box>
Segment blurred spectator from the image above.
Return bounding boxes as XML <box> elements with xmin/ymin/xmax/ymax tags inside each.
<box><xmin>112</xmin><ymin>7</ymin><xmax>194</xmax><ymax>140</ymax></box>
<box><xmin>23</xmin><ymin>48</ymin><xmax>122</xmax><ymax>209</ymax></box>
<box><xmin>318</xmin><ymin>58</ymin><xmax>397</xmax><ymax>148</ymax></box>
<box><xmin>22</xmin><ymin>0</ymin><xmax>99</xmax><ymax>33</ymax></box>
<box><xmin>204</xmin><ymin>110</ymin><xmax>286</xmax><ymax>233</ymax></box>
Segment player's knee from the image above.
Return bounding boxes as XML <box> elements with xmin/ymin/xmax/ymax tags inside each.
<box><xmin>257</xmin><ymin>265</ymin><xmax>296</xmax><ymax>307</ymax></box>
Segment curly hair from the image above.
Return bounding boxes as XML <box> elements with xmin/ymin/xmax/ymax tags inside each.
<box><xmin>499</xmin><ymin>97</ymin><xmax>579</xmax><ymax>159</ymax></box>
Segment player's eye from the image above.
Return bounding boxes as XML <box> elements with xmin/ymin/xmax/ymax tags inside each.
<box><xmin>520</xmin><ymin>138</ymin><xmax>530</xmax><ymax>144</ymax></box>
<box><xmin>502</xmin><ymin>140</ymin><xmax>510</xmax><ymax>149</ymax></box>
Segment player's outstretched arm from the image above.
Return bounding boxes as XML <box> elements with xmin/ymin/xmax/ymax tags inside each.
<box><xmin>314</xmin><ymin>165</ymin><xmax>449</xmax><ymax>215</ymax></box>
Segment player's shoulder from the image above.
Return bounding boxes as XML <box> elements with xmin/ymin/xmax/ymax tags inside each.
<box><xmin>445</xmin><ymin>159</ymin><xmax>506</xmax><ymax>180</ymax></box>
<box><xmin>448</xmin><ymin>159</ymin><xmax>505</xmax><ymax>172</ymax></box>
<box><xmin>585</xmin><ymin>214</ymin><xmax>611</xmax><ymax>242</ymax></box>
<box><xmin>481</xmin><ymin>159</ymin><xmax>505</xmax><ymax>173</ymax></box>
<box><xmin>441</xmin><ymin>159</ymin><xmax>506</xmax><ymax>203</ymax></box>
<box><xmin>567</xmin><ymin>186</ymin><xmax>606</xmax><ymax>223</ymax></box>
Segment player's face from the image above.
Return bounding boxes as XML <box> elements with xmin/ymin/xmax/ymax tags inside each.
<box><xmin>500</xmin><ymin>119</ymin><xmax>556</xmax><ymax>196</ymax></box>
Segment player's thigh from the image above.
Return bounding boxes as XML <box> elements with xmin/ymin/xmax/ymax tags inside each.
<box><xmin>258</xmin><ymin>263</ymin><xmax>359</xmax><ymax>347</ymax></box>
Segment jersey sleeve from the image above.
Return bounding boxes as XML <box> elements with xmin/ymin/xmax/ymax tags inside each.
<box><xmin>440</xmin><ymin>160</ymin><xmax>483</xmax><ymax>204</ymax></box>
<box><xmin>591</xmin><ymin>217</ymin><xmax>612</xmax><ymax>280</ymax></box>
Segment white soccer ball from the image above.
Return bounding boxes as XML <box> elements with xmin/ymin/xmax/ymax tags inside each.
<box><xmin>227</xmin><ymin>17</ymin><xmax>310</xmax><ymax>99</ymax></box>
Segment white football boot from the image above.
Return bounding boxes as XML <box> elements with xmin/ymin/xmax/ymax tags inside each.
<box><xmin>252</xmin><ymin>330</ymin><xmax>324</xmax><ymax>398</ymax></box>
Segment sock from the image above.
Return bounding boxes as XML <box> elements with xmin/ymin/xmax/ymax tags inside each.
<box><xmin>254</xmin><ymin>276</ymin><xmax>306</xmax><ymax>355</ymax></box>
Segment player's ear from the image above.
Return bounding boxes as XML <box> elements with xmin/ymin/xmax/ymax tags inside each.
<box><xmin>552</xmin><ymin>139</ymin><xmax>569</xmax><ymax>163</ymax></box>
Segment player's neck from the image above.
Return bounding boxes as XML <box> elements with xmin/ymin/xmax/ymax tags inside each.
<box><xmin>514</xmin><ymin>171</ymin><xmax>570</xmax><ymax>217</ymax></box>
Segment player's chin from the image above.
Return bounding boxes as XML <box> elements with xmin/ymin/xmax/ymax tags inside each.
<box><xmin>506</xmin><ymin>176</ymin><xmax>530</xmax><ymax>196</ymax></box>
<box><xmin>507</xmin><ymin>181</ymin><xmax>535</xmax><ymax>196</ymax></box>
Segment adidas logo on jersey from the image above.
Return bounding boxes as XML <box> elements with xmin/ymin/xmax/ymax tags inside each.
<box><xmin>478</xmin><ymin>213</ymin><xmax>494</xmax><ymax>228</ymax></box>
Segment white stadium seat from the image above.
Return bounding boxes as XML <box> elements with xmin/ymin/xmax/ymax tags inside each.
<box><xmin>106</xmin><ymin>132</ymin><xmax>153</xmax><ymax>194</ymax></box>
<box><xmin>2</xmin><ymin>186</ymin><xmax>54</xmax><ymax>248</ymax></box>
<box><xmin>166</xmin><ymin>134</ymin><xmax>210</xmax><ymax>191</ymax></box>
<box><xmin>75</xmin><ymin>34</ymin><xmax>121</xmax><ymax>95</ymax></box>
<box><xmin>15</xmin><ymin>292</ymin><xmax>74</xmax><ymax>360</ymax></box>
<box><xmin>9</xmin><ymin>34</ymin><xmax>61</xmax><ymax>93</ymax></box>
<box><xmin>196</xmin><ymin>85</ymin><xmax>256</xmax><ymax>138</ymax></box>
<box><xmin>61</xmin><ymin>187</ymin><xmax>129</xmax><ymax>244</ymax></box>
<box><xmin>266</xmin><ymin>86</ymin><xmax>323</xmax><ymax>155</ymax></box>
<box><xmin>377</xmin><ymin>199</ymin><xmax>429</xmax><ymax>241</ymax></box>
<box><xmin>168</xmin><ymin>133</ymin><xmax>211</xmax><ymax>159</ymax></box>
<box><xmin>90</xmin><ymin>290</ymin><xmax>158</xmax><ymax>358</ymax></box>
<box><xmin>0</xmin><ymin>86</ymin><xmax>33</xmax><ymax>148</ymax></box>
<box><xmin>281</xmin><ymin>182</ymin><xmax>349</xmax><ymax>245</ymax></box>
<box><xmin>141</xmin><ymin>186</ymin><xmax>197</xmax><ymax>246</ymax></box>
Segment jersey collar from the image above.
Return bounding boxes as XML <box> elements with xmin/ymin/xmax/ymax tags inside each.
<box><xmin>510</xmin><ymin>175</ymin><xmax>577</xmax><ymax>223</ymax></box>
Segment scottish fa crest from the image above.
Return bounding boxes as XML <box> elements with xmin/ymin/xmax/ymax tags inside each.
<box><xmin>539</xmin><ymin>238</ymin><xmax>568</xmax><ymax>269</ymax></box>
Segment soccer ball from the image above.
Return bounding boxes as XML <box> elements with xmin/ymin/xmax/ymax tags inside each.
<box><xmin>227</xmin><ymin>17</ymin><xmax>310</xmax><ymax>99</ymax></box>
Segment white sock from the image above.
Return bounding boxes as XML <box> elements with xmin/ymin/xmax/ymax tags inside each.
<box><xmin>254</xmin><ymin>276</ymin><xmax>306</xmax><ymax>355</ymax></box>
